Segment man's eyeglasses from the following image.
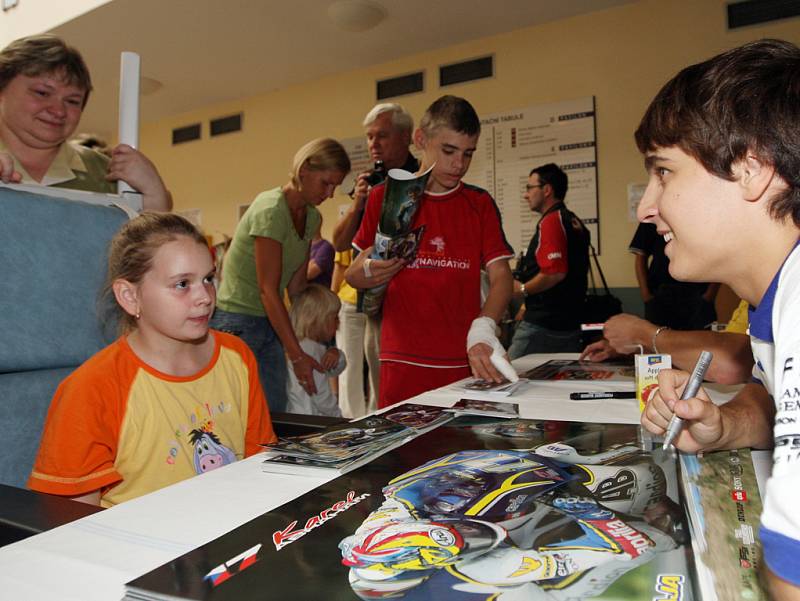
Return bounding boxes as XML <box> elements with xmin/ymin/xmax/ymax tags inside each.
<box><xmin>526</xmin><ymin>183</ymin><xmax>546</xmax><ymax>191</ymax></box>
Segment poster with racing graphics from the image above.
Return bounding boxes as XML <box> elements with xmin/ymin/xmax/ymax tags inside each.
<box><xmin>125</xmin><ymin>418</ymin><xmax>695</xmax><ymax>601</ymax></box>
<box><xmin>679</xmin><ymin>449</ymin><xmax>766</xmax><ymax>601</ymax></box>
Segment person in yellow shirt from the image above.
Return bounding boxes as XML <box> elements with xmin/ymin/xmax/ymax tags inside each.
<box><xmin>332</xmin><ymin>249</ymin><xmax>380</xmax><ymax>418</ymax></box>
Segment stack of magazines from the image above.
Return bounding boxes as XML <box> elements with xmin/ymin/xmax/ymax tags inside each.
<box><xmin>261</xmin><ymin>404</ymin><xmax>451</xmax><ymax>476</ymax></box>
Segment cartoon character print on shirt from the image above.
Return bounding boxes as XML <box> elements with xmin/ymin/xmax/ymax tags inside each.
<box><xmin>189</xmin><ymin>422</ymin><xmax>237</xmax><ymax>474</ymax></box>
<box><xmin>165</xmin><ymin>401</ymin><xmax>234</xmax><ymax>468</ymax></box>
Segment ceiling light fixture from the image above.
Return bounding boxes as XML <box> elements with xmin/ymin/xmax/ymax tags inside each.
<box><xmin>140</xmin><ymin>76</ymin><xmax>163</xmax><ymax>96</ymax></box>
<box><xmin>327</xmin><ymin>0</ymin><xmax>387</xmax><ymax>32</ymax></box>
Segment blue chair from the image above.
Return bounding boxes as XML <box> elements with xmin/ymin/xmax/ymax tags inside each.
<box><xmin>0</xmin><ymin>187</ymin><xmax>129</xmax><ymax>488</ymax></box>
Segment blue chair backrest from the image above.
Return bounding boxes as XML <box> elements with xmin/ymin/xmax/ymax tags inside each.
<box><xmin>0</xmin><ymin>187</ymin><xmax>129</xmax><ymax>487</ymax></box>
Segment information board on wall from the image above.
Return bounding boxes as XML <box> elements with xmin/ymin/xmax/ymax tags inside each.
<box><xmin>338</xmin><ymin>136</ymin><xmax>371</xmax><ymax>196</ymax></box>
<box><xmin>465</xmin><ymin>96</ymin><xmax>600</xmax><ymax>255</ymax></box>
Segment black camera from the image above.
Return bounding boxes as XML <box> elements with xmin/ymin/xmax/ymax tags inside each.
<box><xmin>364</xmin><ymin>160</ymin><xmax>387</xmax><ymax>186</ymax></box>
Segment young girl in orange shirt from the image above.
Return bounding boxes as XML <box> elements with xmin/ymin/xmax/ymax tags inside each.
<box><xmin>29</xmin><ymin>213</ymin><xmax>275</xmax><ymax>507</ymax></box>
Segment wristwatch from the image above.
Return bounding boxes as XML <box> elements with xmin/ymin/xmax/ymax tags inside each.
<box><xmin>519</xmin><ymin>281</ymin><xmax>528</xmax><ymax>298</ymax></box>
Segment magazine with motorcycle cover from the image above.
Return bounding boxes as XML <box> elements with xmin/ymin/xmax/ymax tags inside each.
<box><xmin>380</xmin><ymin>402</ymin><xmax>454</xmax><ymax>432</ymax></box>
<box><xmin>261</xmin><ymin>415</ymin><xmax>412</xmax><ymax>462</ymax></box>
<box><xmin>361</xmin><ymin>166</ymin><xmax>433</xmax><ymax>317</ymax></box>
<box><xmin>125</xmin><ymin>418</ymin><xmax>696</xmax><ymax>601</ymax></box>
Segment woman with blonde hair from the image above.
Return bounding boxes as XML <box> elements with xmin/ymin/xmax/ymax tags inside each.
<box><xmin>211</xmin><ymin>138</ymin><xmax>350</xmax><ymax>412</ymax></box>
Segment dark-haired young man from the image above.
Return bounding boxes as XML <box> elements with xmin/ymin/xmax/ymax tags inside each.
<box><xmin>346</xmin><ymin>95</ymin><xmax>514</xmax><ymax>407</ymax></box>
<box><xmin>508</xmin><ymin>163</ymin><xmax>589</xmax><ymax>359</ymax></box>
<box><xmin>636</xmin><ymin>39</ymin><xmax>800</xmax><ymax>599</ymax></box>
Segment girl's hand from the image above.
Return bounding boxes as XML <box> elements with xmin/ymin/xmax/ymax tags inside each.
<box><xmin>290</xmin><ymin>352</ymin><xmax>324</xmax><ymax>395</ymax></box>
<box><xmin>321</xmin><ymin>348</ymin><xmax>340</xmax><ymax>371</ymax></box>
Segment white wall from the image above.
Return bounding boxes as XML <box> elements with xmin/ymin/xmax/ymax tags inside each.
<box><xmin>0</xmin><ymin>0</ymin><xmax>111</xmax><ymax>46</ymax></box>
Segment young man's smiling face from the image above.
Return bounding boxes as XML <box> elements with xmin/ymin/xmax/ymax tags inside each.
<box><xmin>637</xmin><ymin>145</ymin><xmax>743</xmax><ymax>284</ymax></box>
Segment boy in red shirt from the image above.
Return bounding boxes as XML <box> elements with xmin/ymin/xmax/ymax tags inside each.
<box><xmin>347</xmin><ymin>95</ymin><xmax>514</xmax><ymax>407</ymax></box>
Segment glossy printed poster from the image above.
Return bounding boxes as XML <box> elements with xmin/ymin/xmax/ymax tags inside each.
<box><xmin>125</xmin><ymin>418</ymin><xmax>695</xmax><ymax>601</ymax></box>
<box><xmin>522</xmin><ymin>359</ymin><xmax>635</xmax><ymax>382</ymax></box>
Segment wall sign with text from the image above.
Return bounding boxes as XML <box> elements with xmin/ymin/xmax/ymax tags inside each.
<box><xmin>466</xmin><ymin>96</ymin><xmax>600</xmax><ymax>255</ymax></box>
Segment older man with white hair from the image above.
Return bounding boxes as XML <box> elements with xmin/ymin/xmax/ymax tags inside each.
<box><xmin>332</xmin><ymin>103</ymin><xmax>418</xmax><ymax>418</ymax></box>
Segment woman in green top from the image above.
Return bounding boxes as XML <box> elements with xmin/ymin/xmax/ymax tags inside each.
<box><xmin>211</xmin><ymin>138</ymin><xmax>350</xmax><ymax>412</ymax></box>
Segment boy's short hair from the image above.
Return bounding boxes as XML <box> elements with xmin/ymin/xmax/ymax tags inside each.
<box><xmin>419</xmin><ymin>95</ymin><xmax>481</xmax><ymax>138</ymax></box>
<box><xmin>635</xmin><ymin>39</ymin><xmax>800</xmax><ymax>226</ymax></box>
<box><xmin>530</xmin><ymin>163</ymin><xmax>568</xmax><ymax>201</ymax></box>
<box><xmin>0</xmin><ymin>34</ymin><xmax>92</xmax><ymax>107</ymax></box>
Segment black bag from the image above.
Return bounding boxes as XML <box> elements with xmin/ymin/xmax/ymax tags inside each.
<box><xmin>583</xmin><ymin>244</ymin><xmax>623</xmax><ymax>324</ymax></box>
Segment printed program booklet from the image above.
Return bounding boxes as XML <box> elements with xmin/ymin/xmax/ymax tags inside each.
<box><xmin>380</xmin><ymin>402</ymin><xmax>453</xmax><ymax>432</ymax></box>
<box><xmin>126</xmin><ymin>418</ymin><xmax>697</xmax><ymax>601</ymax></box>
<box><xmin>447</xmin><ymin>398</ymin><xmax>520</xmax><ymax>418</ymax></box>
<box><xmin>460</xmin><ymin>377</ymin><xmax>526</xmax><ymax>396</ymax></box>
<box><xmin>522</xmin><ymin>358</ymin><xmax>635</xmax><ymax>381</ymax></box>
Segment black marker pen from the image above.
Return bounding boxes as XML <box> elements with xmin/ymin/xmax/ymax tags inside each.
<box><xmin>569</xmin><ymin>391</ymin><xmax>637</xmax><ymax>400</ymax></box>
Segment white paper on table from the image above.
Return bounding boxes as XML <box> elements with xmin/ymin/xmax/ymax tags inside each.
<box><xmin>0</xmin><ymin>454</ymin><xmax>327</xmax><ymax>601</ymax></box>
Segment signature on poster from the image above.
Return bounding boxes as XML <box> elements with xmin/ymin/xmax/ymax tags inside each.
<box><xmin>273</xmin><ymin>490</ymin><xmax>370</xmax><ymax>551</ymax></box>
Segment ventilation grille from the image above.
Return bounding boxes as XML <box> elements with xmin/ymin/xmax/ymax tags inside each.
<box><xmin>727</xmin><ymin>0</ymin><xmax>800</xmax><ymax>28</ymax></box>
<box><xmin>439</xmin><ymin>55</ymin><xmax>493</xmax><ymax>87</ymax></box>
<box><xmin>376</xmin><ymin>71</ymin><xmax>424</xmax><ymax>100</ymax></box>
<box><xmin>172</xmin><ymin>123</ymin><xmax>201</xmax><ymax>145</ymax></box>
<box><xmin>210</xmin><ymin>113</ymin><xmax>243</xmax><ymax>137</ymax></box>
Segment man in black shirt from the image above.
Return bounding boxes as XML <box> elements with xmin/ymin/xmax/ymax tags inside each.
<box><xmin>629</xmin><ymin>222</ymin><xmax>717</xmax><ymax>330</ymax></box>
<box><xmin>508</xmin><ymin>163</ymin><xmax>590</xmax><ymax>359</ymax></box>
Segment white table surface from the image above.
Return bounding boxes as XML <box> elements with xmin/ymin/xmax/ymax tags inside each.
<box><xmin>0</xmin><ymin>353</ymin><xmax>766</xmax><ymax>600</ymax></box>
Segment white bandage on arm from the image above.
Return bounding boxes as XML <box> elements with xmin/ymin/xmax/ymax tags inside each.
<box><xmin>467</xmin><ymin>316</ymin><xmax>519</xmax><ymax>382</ymax></box>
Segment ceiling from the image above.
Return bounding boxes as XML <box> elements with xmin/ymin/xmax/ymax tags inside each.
<box><xmin>51</xmin><ymin>0</ymin><xmax>635</xmax><ymax>138</ymax></box>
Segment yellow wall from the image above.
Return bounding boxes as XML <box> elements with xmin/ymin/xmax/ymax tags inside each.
<box><xmin>139</xmin><ymin>0</ymin><xmax>800</xmax><ymax>287</ymax></box>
